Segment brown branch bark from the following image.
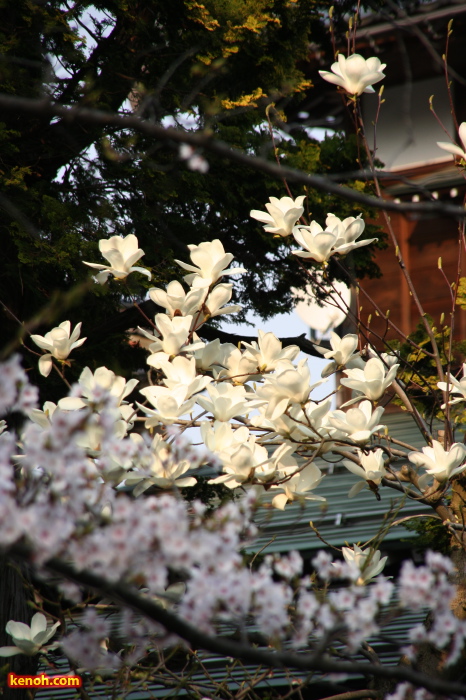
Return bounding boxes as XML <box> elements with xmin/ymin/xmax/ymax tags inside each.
<box><xmin>89</xmin><ymin>298</ymin><xmax>331</xmax><ymax>359</ymax></box>
<box><xmin>0</xmin><ymin>94</ymin><xmax>465</xmax><ymax>221</ymax></box>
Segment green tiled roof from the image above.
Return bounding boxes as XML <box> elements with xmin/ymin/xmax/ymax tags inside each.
<box><xmin>35</xmin><ymin>605</ymin><xmax>426</xmax><ymax>699</ymax></box>
<box><xmin>35</xmin><ymin>412</ymin><xmax>434</xmax><ymax>698</ymax></box>
<box><xmin>249</xmin><ymin>412</ymin><xmax>436</xmax><ymax>555</ymax></box>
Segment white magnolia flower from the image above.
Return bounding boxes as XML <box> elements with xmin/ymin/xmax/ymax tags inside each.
<box><xmin>343</xmin><ymin>448</ymin><xmax>387</xmax><ymax>498</ymax></box>
<box><xmin>150</xmin><ymin>282</ymin><xmax>241</xmax><ymax>328</ymax></box>
<box><xmin>0</xmin><ymin>613</ymin><xmax>60</xmax><ymax>657</ymax></box>
<box><xmin>250</xmin><ymin>195</ymin><xmax>306</xmax><ymax>237</ymax></box>
<box><xmin>315</xmin><ymin>331</ymin><xmax>360</xmax><ymax>377</ymax></box>
<box><xmin>327</xmin><ymin>401</ymin><xmax>385</xmax><ymax>444</ymax></box>
<box><xmin>210</xmin><ymin>437</ymin><xmax>274</xmax><ymax>488</ymax></box>
<box><xmin>214</xmin><ymin>344</ymin><xmax>258</xmax><ymax>384</ymax></box>
<box><xmin>200</xmin><ymin>421</ymin><xmax>250</xmax><ymax>454</ymax></box>
<box><xmin>58</xmin><ymin>366</ymin><xmax>138</xmax><ymax>411</ymax></box>
<box><xmin>241</xmin><ymin>330</ymin><xmax>300</xmax><ymax>373</ymax></box>
<box><xmin>174</xmin><ymin>239</ymin><xmax>246</xmax><ymax>288</ymax></box>
<box><xmin>194</xmin><ymin>338</ymin><xmax>226</xmax><ymax>371</ymax></box>
<box><xmin>340</xmin><ymin>358</ymin><xmax>399</xmax><ymax>404</ymax></box>
<box><xmin>270</xmin><ymin>462</ymin><xmax>326</xmax><ymax>510</ymax></box>
<box><xmin>149</xmin><ymin>281</ymin><xmax>206</xmax><ymax>318</ymax></box>
<box><xmin>367</xmin><ymin>348</ymin><xmax>399</xmax><ymax>368</ymax></box>
<box><xmin>257</xmin><ymin>359</ymin><xmax>322</xmax><ymax>421</ymax></box>
<box><xmin>319</xmin><ymin>54</ymin><xmax>386</xmax><ymax>96</ymax></box>
<box><xmin>325</xmin><ymin>213</ymin><xmax>377</xmax><ymax>255</ymax></box>
<box><xmin>292</xmin><ymin>221</ymin><xmax>337</xmax><ymax>263</ymax></box>
<box><xmin>409</xmin><ymin>440</ymin><xmax>466</xmax><ymax>489</ymax></box>
<box><xmin>251</xmin><ymin>398</ymin><xmax>333</xmax><ymax>442</ymax></box>
<box><xmin>198</xmin><ymin>284</ymin><xmax>242</xmax><ymax>324</ymax></box>
<box><xmin>342</xmin><ymin>545</ymin><xmax>387</xmax><ymax>585</ymax></box>
<box><xmin>197</xmin><ymin>383</ymin><xmax>265</xmax><ymax>422</ymax></box>
<box><xmin>437</xmin><ymin>364</ymin><xmax>466</xmax><ymax>407</ymax></box>
<box><xmin>292</xmin><ymin>214</ymin><xmax>375</xmax><ymax>264</ymax></box>
<box><xmin>287</xmin><ymin>399</ymin><xmax>334</xmax><ymax>446</ymax></box>
<box><xmin>141</xmin><ymin>314</ymin><xmax>204</xmax><ymax>361</ymax></box>
<box><xmin>252</xmin><ymin>400</ymin><xmax>333</xmax><ymax>448</ymax></box>
<box><xmin>28</xmin><ymin>401</ymin><xmax>58</xmax><ymax>429</ymax></box>
<box><xmin>125</xmin><ymin>435</ymin><xmax>195</xmax><ymax>496</ymax></box>
<box><xmin>148</xmin><ymin>355</ymin><xmax>212</xmax><ymax>398</ymax></box>
<box><xmin>437</xmin><ymin>122</ymin><xmax>466</xmax><ymax>161</ymax></box>
<box><xmin>138</xmin><ymin>385</ymin><xmax>196</xmax><ymax>426</ymax></box>
<box><xmin>31</xmin><ymin>321</ymin><xmax>86</xmax><ymax>377</ymax></box>
<box><xmin>83</xmin><ymin>234</ymin><xmax>151</xmax><ymax>284</ymax></box>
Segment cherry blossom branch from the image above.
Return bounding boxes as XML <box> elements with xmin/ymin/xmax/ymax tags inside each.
<box><xmin>6</xmin><ymin>546</ymin><xmax>466</xmax><ymax>699</ymax></box>
<box><xmin>320</xmin><ymin>691</ymin><xmax>378</xmax><ymax>700</ymax></box>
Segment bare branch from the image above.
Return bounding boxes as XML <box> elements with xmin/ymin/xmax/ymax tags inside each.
<box><xmin>89</xmin><ymin>298</ymin><xmax>331</xmax><ymax>359</ymax></box>
<box><xmin>0</xmin><ymin>94</ymin><xmax>465</xmax><ymax>220</ymax></box>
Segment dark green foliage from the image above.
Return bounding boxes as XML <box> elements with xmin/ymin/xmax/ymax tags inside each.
<box><xmin>387</xmin><ymin>317</ymin><xmax>466</xmax><ymax>423</ymax></box>
<box><xmin>402</xmin><ymin>516</ymin><xmax>452</xmax><ymax>555</ymax></box>
<box><xmin>0</xmin><ymin>0</ymin><xmax>383</xmax><ymax>397</ymax></box>
<box><xmin>182</xmin><ymin>476</ymin><xmax>238</xmax><ymax>510</ymax></box>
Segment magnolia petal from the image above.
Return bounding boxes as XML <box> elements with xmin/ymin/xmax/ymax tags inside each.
<box><xmin>124</xmin><ymin>249</ymin><xmax>145</xmax><ymax>269</ymax></box>
<box><xmin>30</xmin><ymin>335</ymin><xmax>53</xmax><ymax>352</ymax></box>
<box><xmin>250</xmin><ymin>209</ymin><xmax>274</xmax><ymax>225</ymax></box>
<box><xmin>57</xmin><ymin>397</ymin><xmax>87</xmax><ymax>411</ymax></box>
<box><xmin>0</xmin><ymin>646</ymin><xmax>23</xmax><ymax>657</ymax></box>
<box><xmin>174</xmin><ymin>477</ymin><xmax>197</xmax><ymax>487</ymax></box>
<box><xmin>83</xmin><ymin>262</ymin><xmax>108</xmax><ymax>271</ymax></box>
<box><xmin>343</xmin><ymin>462</ymin><xmax>367</xmax><ymax>480</ymax></box>
<box><xmin>459</xmin><ymin>122</ymin><xmax>466</xmax><ymax>151</ymax></box>
<box><xmin>70</xmin><ymin>337</ymin><xmax>87</xmax><ymax>351</ymax></box>
<box><xmin>130</xmin><ymin>266</ymin><xmax>152</xmax><ymax>280</ymax></box>
<box><xmin>418</xmin><ymin>473</ymin><xmax>433</xmax><ymax>491</ymax></box>
<box><xmin>348</xmin><ymin>481</ymin><xmax>367</xmax><ymax>498</ymax></box>
<box><xmin>436</xmin><ymin>141</ymin><xmax>466</xmax><ymax>159</ymax></box>
<box><xmin>339</xmin><ymin>395</ymin><xmax>366</xmax><ymax>408</ymax></box>
<box><xmin>318</xmin><ymin>70</ymin><xmax>345</xmax><ymax>88</ymax></box>
<box><xmin>272</xmin><ymin>493</ymin><xmax>289</xmax><ymax>510</ymax></box>
<box><xmin>34</xmin><ymin>622</ymin><xmax>60</xmax><ymax>647</ymax></box>
<box><xmin>38</xmin><ymin>354</ymin><xmax>53</xmax><ymax>378</ymax></box>
<box><xmin>96</xmin><ymin>270</ymin><xmax>111</xmax><ymax>284</ymax></box>
<box><xmin>30</xmin><ymin>613</ymin><xmax>47</xmax><ymax>639</ymax></box>
<box><xmin>6</xmin><ymin>621</ymin><xmax>33</xmax><ymax>641</ymax></box>
<box><xmin>267</xmin><ymin>397</ymin><xmax>290</xmax><ymax>422</ymax></box>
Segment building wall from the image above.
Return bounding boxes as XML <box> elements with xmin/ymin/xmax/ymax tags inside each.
<box><xmin>360</xmin><ymin>190</ymin><xmax>466</xmax><ymax>347</ymax></box>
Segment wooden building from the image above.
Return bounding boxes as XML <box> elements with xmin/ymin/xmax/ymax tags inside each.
<box><xmin>357</xmin><ymin>2</ymin><xmax>466</xmax><ymax>346</ymax></box>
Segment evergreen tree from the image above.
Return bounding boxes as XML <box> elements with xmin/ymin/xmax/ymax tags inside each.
<box><xmin>0</xmin><ymin>0</ymin><xmax>383</xmax><ymax>394</ymax></box>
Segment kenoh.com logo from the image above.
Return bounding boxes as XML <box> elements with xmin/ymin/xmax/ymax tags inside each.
<box><xmin>8</xmin><ymin>673</ymin><xmax>82</xmax><ymax>688</ymax></box>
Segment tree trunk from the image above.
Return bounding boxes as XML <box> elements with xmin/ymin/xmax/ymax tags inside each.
<box><xmin>0</xmin><ymin>557</ymin><xmax>38</xmax><ymax>700</ymax></box>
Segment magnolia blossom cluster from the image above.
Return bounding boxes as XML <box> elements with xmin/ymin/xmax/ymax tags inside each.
<box><xmin>24</xmin><ymin>228</ymin><xmax>466</xmax><ymax>508</ymax></box>
<box><xmin>2</xmin><ymin>205</ymin><xmax>466</xmax><ymax>685</ymax></box>
<box><xmin>251</xmin><ymin>201</ymin><xmax>376</xmax><ymax>264</ymax></box>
